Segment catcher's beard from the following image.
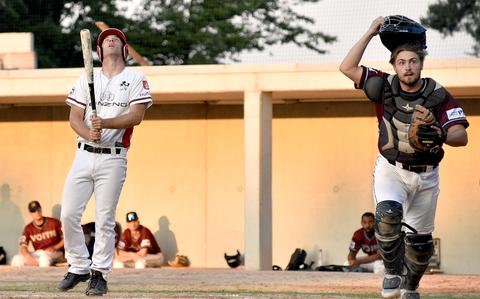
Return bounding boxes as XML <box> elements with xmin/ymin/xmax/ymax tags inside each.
<box><xmin>399</xmin><ymin>73</ymin><xmax>422</xmax><ymax>89</ymax></box>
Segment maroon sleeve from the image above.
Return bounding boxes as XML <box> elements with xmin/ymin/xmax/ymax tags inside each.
<box><xmin>118</xmin><ymin>229</ymin><xmax>130</xmax><ymax>250</ymax></box>
<box><xmin>19</xmin><ymin>224</ymin><xmax>30</xmax><ymax>247</ymax></box>
<box><xmin>436</xmin><ymin>93</ymin><xmax>469</xmax><ymax>131</ymax></box>
<box><xmin>140</xmin><ymin>227</ymin><xmax>161</xmax><ymax>254</ymax></box>
<box><xmin>355</xmin><ymin>66</ymin><xmax>390</xmax><ymax>90</ymax></box>
<box><xmin>54</xmin><ymin>218</ymin><xmax>63</xmax><ymax>239</ymax></box>
<box><xmin>349</xmin><ymin>229</ymin><xmax>363</xmax><ymax>252</ymax></box>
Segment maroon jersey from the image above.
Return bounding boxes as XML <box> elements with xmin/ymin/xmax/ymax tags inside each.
<box><xmin>355</xmin><ymin>66</ymin><xmax>469</xmax><ymax>165</ymax></box>
<box><xmin>118</xmin><ymin>225</ymin><xmax>161</xmax><ymax>254</ymax></box>
<box><xmin>356</xmin><ymin>66</ymin><xmax>469</xmax><ymax>132</ymax></box>
<box><xmin>349</xmin><ymin>228</ymin><xmax>379</xmax><ymax>256</ymax></box>
<box><xmin>20</xmin><ymin>217</ymin><xmax>63</xmax><ymax>250</ymax></box>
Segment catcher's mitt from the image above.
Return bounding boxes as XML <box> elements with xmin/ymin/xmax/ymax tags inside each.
<box><xmin>408</xmin><ymin>104</ymin><xmax>446</xmax><ymax>152</ymax></box>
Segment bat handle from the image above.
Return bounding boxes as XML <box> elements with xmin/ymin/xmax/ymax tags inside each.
<box><xmin>91</xmin><ymin>110</ymin><xmax>100</xmax><ymax>143</ymax></box>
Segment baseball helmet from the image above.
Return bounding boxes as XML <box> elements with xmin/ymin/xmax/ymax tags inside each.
<box><xmin>379</xmin><ymin>15</ymin><xmax>427</xmax><ymax>52</ymax></box>
<box><xmin>224</xmin><ymin>250</ymin><xmax>243</xmax><ymax>268</ymax></box>
<box><xmin>96</xmin><ymin>28</ymin><xmax>129</xmax><ymax>62</ymax></box>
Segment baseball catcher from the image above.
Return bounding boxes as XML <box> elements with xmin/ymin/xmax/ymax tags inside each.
<box><xmin>340</xmin><ymin>15</ymin><xmax>469</xmax><ymax>299</ymax></box>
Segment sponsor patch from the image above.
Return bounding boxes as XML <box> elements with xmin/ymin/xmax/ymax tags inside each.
<box><xmin>446</xmin><ymin>108</ymin><xmax>465</xmax><ymax>120</ymax></box>
<box><xmin>143</xmin><ymin>80</ymin><xmax>150</xmax><ymax>90</ymax></box>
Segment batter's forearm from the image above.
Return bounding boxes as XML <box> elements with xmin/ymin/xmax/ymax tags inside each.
<box><xmin>102</xmin><ymin>112</ymin><xmax>143</xmax><ymax>129</ymax></box>
<box><xmin>101</xmin><ymin>104</ymin><xmax>146</xmax><ymax>129</ymax></box>
<box><xmin>70</xmin><ymin>117</ymin><xmax>92</xmax><ymax>140</ymax></box>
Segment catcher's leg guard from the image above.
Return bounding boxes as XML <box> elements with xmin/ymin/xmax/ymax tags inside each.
<box><xmin>375</xmin><ymin>200</ymin><xmax>405</xmax><ymax>275</ymax></box>
<box><xmin>404</xmin><ymin>233</ymin><xmax>434</xmax><ymax>291</ymax></box>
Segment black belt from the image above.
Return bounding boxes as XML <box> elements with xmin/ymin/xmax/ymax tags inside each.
<box><xmin>78</xmin><ymin>143</ymin><xmax>121</xmax><ymax>154</ymax></box>
<box><xmin>388</xmin><ymin>160</ymin><xmax>438</xmax><ymax>174</ymax></box>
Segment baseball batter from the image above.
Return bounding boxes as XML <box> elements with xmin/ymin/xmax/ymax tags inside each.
<box><xmin>339</xmin><ymin>17</ymin><xmax>468</xmax><ymax>299</ymax></box>
<box><xmin>58</xmin><ymin>28</ymin><xmax>152</xmax><ymax>296</ymax></box>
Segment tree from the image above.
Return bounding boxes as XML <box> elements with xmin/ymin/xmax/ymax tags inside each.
<box><xmin>0</xmin><ymin>0</ymin><xmax>336</xmax><ymax>67</ymax></box>
<box><xmin>421</xmin><ymin>0</ymin><xmax>480</xmax><ymax>57</ymax></box>
<box><xmin>130</xmin><ymin>0</ymin><xmax>336</xmax><ymax>65</ymax></box>
<box><xmin>0</xmin><ymin>0</ymin><xmax>129</xmax><ymax>68</ymax></box>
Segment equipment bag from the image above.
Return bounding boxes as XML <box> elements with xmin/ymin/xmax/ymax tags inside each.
<box><xmin>285</xmin><ymin>248</ymin><xmax>307</xmax><ymax>271</ymax></box>
<box><xmin>0</xmin><ymin>246</ymin><xmax>6</xmax><ymax>265</ymax></box>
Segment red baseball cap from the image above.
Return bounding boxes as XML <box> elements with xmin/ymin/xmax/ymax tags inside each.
<box><xmin>96</xmin><ymin>28</ymin><xmax>129</xmax><ymax>62</ymax></box>
<box><xmin>97</xmin><ymin>28</ymin><xmax>128</xmax><ymax>46</ymax></box>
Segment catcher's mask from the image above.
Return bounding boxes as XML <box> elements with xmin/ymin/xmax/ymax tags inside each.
<box><xmin>97</xmin><ymin>28</ymin><xmax>129</xmax><ymax>62</ymax></box>
<box><xmin>224</xmin><ymin>250</ymin><xmax>242</xmax><ymax>268</ymax></box>
<box><xmin>379</xmin><ymin>15</ymin><xmax>427</xmax><ymax>52</ymax></box>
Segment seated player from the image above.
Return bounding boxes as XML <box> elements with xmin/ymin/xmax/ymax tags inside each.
<box><xmin>82</xmin><ymin>221</ymin><xmax>121</xmax><ymax>260</ymax></box>
<box><xmin>11</xmin><ymin>201</ymin><xmax>64</xmax><ymax>267</ymax></box>
<box><xmin>347</xmin><ymin>212</ymin><xmax>384</xmax><ymax>274</ymax></box>
<box><xmin>114</xmin><ymin>211</ymin><xmax>164</xmax><ymax>269</ymax></box>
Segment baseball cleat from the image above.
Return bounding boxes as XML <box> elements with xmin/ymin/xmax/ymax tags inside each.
<box><xmin>57</xmin><ymin>272</ymin><xmax>90</xmax><ymax>291</ymax></box>
<box><xmin>85</xmin><ymin>270</ymin><xmax>108</xmax><ymax>296</ymax></box>
<box><xmin>381</xmin><ymin>274</ymin><xmax>403</xmax><ymax>298</ymax></box>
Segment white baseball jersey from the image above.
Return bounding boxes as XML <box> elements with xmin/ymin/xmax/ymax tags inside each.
<box><xmin>66</xmin><ymin>68</ymin><xmax>152</xmax><ymax>148</ymax></box>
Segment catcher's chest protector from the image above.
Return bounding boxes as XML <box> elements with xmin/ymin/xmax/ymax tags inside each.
<box><xmin>377</xmin><ymin>75</ymin><xmax>447</xmax><ymax>162</ymax></box>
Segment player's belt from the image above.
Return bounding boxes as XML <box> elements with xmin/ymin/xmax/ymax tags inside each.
<box><xmin>78</xmin><ymin>142</ymin><xmax>121</xmax><ymax>154</ymax></box>
<box><xmin>388</xmin><ymin>160</ymin><xmax>438</xmax><ymax>174</ymax></box>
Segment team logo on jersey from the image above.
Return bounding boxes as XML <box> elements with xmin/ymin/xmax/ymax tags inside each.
<box><xmin>30</xmin><ymin>229</ymin><xmax>57</xmax><ymax>242</ymax></box>
<box><xmin>120</xmin><ymin>81</ymin><xmax>130</xmax><ymax>91</ymax></box>
<box><xmin>402</xmin><ymin>103</ymin><xmax>414</xmax><ymax>112</ymax></box>
<box><xmin>100</xmin><ymin>90</ymin><xmax>115</xmax><ymax>102</ymax></box>
<box><xmin>143</xmin><ymin>80</ymin><xmax>150</xmax><ymax>90</ymax></box>
<box><xmin>69</xmin><ymin>87</ymin><xmax>75</xmax><ymax>96</ymax></box>
<box><xmin>446</xmin><ymin>108</ymin><xmax>465</xmax><ymax>120</ymax></box>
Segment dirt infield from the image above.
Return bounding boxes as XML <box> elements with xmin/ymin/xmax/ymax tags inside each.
<box><xmin>0</xmin><ymin>266</ymin><xmax>479</xmax><ymax>298</ymax></box>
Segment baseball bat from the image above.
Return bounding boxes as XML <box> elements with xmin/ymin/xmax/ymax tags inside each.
<box><xmin>80</xmin><ymin>29</ymin><xmax>97</xmax><ymax>117</ymax></box>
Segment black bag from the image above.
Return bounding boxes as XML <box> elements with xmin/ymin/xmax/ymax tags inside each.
<box><xmin>315</xmin><ymin>264</ymin><xmax>346</xmax><ymax>272</ymax></box>
<box><xmin>0</xmin><ymin>246</ymin><xmax>6</xmax><ymax>265</ymax></box>
<box><xmin>285</xmin><ymin>248</ymin><xmax>308</xmax><ymax>271</ymax></box>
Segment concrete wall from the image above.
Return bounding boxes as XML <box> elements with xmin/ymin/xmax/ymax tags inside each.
<box><xmin>0</xmin><ymin>33</ymin><xmax>37</xmax><ymax>69</ymax></box>
<box><xmin>0</xmin><ymin>100</ymin><xmax>479</xmax><ymax>274</ymax></box>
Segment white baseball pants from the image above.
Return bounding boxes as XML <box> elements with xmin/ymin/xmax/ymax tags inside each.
<box><xmin>61</xmin><ymin>148</ymin><xmax>127</xmax><ymax>276</ymax></box>
<box><xmin>373</xmin><ymin>155</ymin><xmax>440</xmax><ymax>234</ymax></box>
<box><xmin>11</xmin><ymin>250</ymin><xmax>63</xmax><ymax>267</ymax></box>
<box><xmin>113</xmin><ymin>253</ymin><xmax>165</xmax><ymax>269</ymax></box>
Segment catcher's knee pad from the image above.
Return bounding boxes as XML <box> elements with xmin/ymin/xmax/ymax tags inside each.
<box><xmin>375</xmin><ymin>200</ymin><xmax>405</xmax><ymax>275</ymax></box>
<box><xmin>404</xmin><ymin>233</ymin><xmax>434</xmax><ymax>290</ymax></box>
